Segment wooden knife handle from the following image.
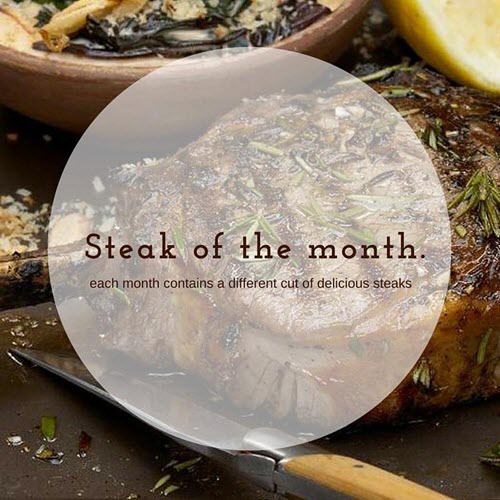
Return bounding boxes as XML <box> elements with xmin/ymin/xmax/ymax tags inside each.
<box><xmin>282</xmin><ymin>453</ymin><xmax>451</xmax><ymax>500</ymax></box>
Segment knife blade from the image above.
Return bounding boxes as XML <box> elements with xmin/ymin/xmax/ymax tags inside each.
<box><xmin>9</xmin><ymin>347</ymin><xmax>451</xmax><ymax>500</ymax></box>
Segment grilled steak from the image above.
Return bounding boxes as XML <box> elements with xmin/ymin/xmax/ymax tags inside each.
<box><xmin>62</xmin><ymin>66</ymin><xmax>495</xmax><ymax>429</ymax></box>
<box><xmin>1</xmin><ymin>68</ymin><xmax>498</xmax><ymax>427</ymax></box>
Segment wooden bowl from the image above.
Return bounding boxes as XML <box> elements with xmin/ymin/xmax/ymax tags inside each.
<box><xmin>0</xmin><ymin>0</ymin><xmax>369</xmax><ymax>132</ymax></box>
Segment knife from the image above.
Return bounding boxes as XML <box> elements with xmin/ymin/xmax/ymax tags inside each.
<box><xmin>10</xmin><ymin>347</ymin><xmax>450</xmax><ymax>500</ymax></box>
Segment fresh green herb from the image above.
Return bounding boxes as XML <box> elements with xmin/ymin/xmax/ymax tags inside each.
<box><xmin>245</xmin><ymin>177</ymin><xmax>263</xmax><ymax>198</ymax></box>
<box><xmin>341</xmin><ymin>206</ymin><xmax>367</xmax><ymax>219</ymax></box>
<box><xmin>448</xmin><ymin>169</ymin><xmax>500</xmax><ymax>237</ymax></box>
<box><xmin>358</xmin><ymin>63</ymin><xmax>410</xmax><ymax>82</ymax></box>
<box><xmin>331</xmin><ymin>169</ymin><xmax>355</xmax><ymax>182</ymax></box>
<box><xmin>422</xmin><ymin>124</ymin><xmax>438</xmax><ymax>150</ymax></box>
<box><xmin>152</xmin><ymin>474</ymin><xmax>171</xmax><ymax>492</ymax></box>
<box><xmin>111</xmin><ymin>287</ymin><xmax>131</xmax><ymax>306</ymax></box>
<box><xmin>226</xmin><ymin>213</ymin><xmax>281</xmax><ymax>244</ymax></box>
<box><xmin>244</xmin><ymin>218</ymin><xmax>260</xmax><ymax>245</ymax></box>
<box><xmin>249</xmin><ymin>141</ymin><xmax>284</xmax><ymax>157</ymax></box>
<box><xmin>476</xmin><ymin>329</ymin><xmax>493</xmax><ymax>365</ymax></box>
<box><xmin>173</xmin><ymin>457</ymin><xmax>201</xmax><ymax>471</ymax></box>
<box><xmin>347</xmin><ymin>228</ymin><xmax>375</xmax><ymax>245</ymax></box>
<box><xmin>454</xmin><ymin>224</ymin><xmax>467</xmax><ymax>238</ymax></box>
<box><xmin>420</xmin><ymin>119</ymin><xmax>459</xmax><ymax>159</ymax></box>
<box><xmin>294</xmin><ymin>155</ymin><xmax>315</xmax><ymax>176</ymax></box>
<box><xmin>162</xmin><ymin>485</ymin><xmax>180</xmax><ymax>497</ymax></box>
<box><xmin>297</xmin><ymin>200</ymin><xmax>344</xmax><ymax>232</ymax></box>
<box><xmin>380</xmin><ymin>86</ymin><xmax>413</xmax><ymax>98</ymax></box>
<box><xmin>480</xmin><ymin>442</ymin><xmax>500</xmax><ymax>468</ymax></box>
<box><xmin>399</xmin><ymin>108</ymin><xmax>421</xmax><ymax>117</ymax></box>
<box><xmin>173</xmin><ymin>227</ymin><xmax>187</xmax><ymax>261</ymax></box>
<box><xmin>412</xmin><ymin>358</ymin><xmax>431</xmax><ymax>389</ymax></box>
<box><xmin>41</xmin><ymin>416</ymin><xmax>56</xmax><ymax>442</ymax></box>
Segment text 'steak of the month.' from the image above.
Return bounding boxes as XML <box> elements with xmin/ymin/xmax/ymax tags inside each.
<box><xmin>84</xmin><ymin>231</ymin><xmax>425</xmax><ymax>261</ymax></box>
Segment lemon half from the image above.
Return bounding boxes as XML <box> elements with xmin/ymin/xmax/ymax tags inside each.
<box><xmin>382</xmin><ymin>0</ymin><xmax>500</xmax><ymax>94</ymax></box>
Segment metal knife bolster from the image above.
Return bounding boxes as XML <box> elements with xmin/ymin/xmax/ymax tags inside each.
<box><xmin>241</xmin><ymin>428</ymin><xmax>349</xmax><ymax>499</ymax></box>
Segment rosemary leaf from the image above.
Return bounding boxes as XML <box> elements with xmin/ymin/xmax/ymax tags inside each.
<box><xmin>412</xmin><ymin>358</ymin><xmax>431</xmax><ymax>389</ymax></box>
<box><xmin>454</xmin><ymin>224</ymin><xmax>467</xmax><ymax>238</ymax></box>
<box><xmin>163</xmin><ymin>485</ymin><xmax>180</xmax><ymax>497</ymax></box>
<box><xmin>380</xmin><ymin>86</ymin><xmax>413</xmax><ymax>98</ymax></box>
<box><xmin>448</xmin><ymin>169</ymin><xmax>500</xmax><ymax>237</ymax></box>
<box><xmin>152</xmin><ymin>474</ymin><xmax>171</xmax><ymax>492</ymax></box>
<box><xmin>347</xmin><ymin>228</ymin><xmax>375</xmax><ymax>245</ymax></box>
<box><xmin>249</xmin><ymin>141</ymin><xmax>284</xmax><ymax>157</ymax></box>
<box><xmin>399</xmin><ymin>108</ymin><xmax>421</xmax><ymax>117</ymax></box>
<box><xmin>476</xmin><ymin>329</ymin><xmax>493</xmax><ymax>365</ymax></box>
<box><xmin>111</xmin><ymin>287</ymin><xmax>131</xmax><ymax>306</ymax></box>
<box><xmin>358</xmin><ymin>63</ymin><xmax>410</xmax><ymax>82</ymax></box>
<box><xmin>294</xmin><ymin>155</ymin><xmax>315</xmax><ymax>176</ymax></box>
<box><xmin>173</xmin><ymin>457</ymin><xmax>201</xmax><ymax>471</ymax></box>
<box><xmin>331</xmin><ymin>169</ymin><xmax>354</xmax><ymax>182</ymax></box>
<box><xmin>245</xmin><ymin>218</ymin><xmax>260</xmax><ymax>245</ymax></box>
<box><xmin>258</xmin><ymin>215</ymin><xmax>280</xmax><ymax>242</ymax></box>
<box><xmin>173</xmin><ymin>227</ymin><xmax>186</xmax><ymax>261</ymax></box>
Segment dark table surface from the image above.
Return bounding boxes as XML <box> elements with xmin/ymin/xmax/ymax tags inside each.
<box><xmin>1</xmin><ymin>5</ymin><xmax>499</xmax><ymax>499</ymax></box>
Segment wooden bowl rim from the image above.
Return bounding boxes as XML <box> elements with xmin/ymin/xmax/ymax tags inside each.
<box><xmin>0</xmin><ymin>0</ymin><xmax>368</xmax><ymax>83</ymax></box>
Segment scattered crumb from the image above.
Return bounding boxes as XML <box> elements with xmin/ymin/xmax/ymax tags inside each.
<box><xmin>5</xmin><ymin>435</ymin><xmax>24</xmax><ymax>447</ymax></box>
<box><xmin>0</xmin><ymin>190</ymin><xmax>49</xmax><ymax>256</ymax></box>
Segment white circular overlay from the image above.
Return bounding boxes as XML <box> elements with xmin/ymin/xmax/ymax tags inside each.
<box><xmin>49</xmin><ymin>48</ymin><xmax>451</xmax><ymax>451</ymax></box>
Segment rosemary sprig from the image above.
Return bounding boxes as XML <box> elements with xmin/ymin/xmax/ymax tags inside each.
<box><xmin>226</xmin><ymin>212</ymin><xmax>281</xmax><ymax>243</ymax></box>
<box><xmin>421</xmin><ymin>119</ymin><xmax>460</xmax><ymax>159</ymax></box>
<box><xmin>380</xmin><ymin>86</ymin><xmax>413</xmax><ymax>99</ymax></box>
<box><xmin>298</xmin><ymin>200</ymin><xmax>346</xmax><ymax>231</ymax></box>
<box><xmin>448</xmin><ymin>168</ymin><xmax>500</xmax><ymax>237</ymax></box>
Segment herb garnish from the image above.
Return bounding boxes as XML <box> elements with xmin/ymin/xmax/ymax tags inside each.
<box><xmin>448</xmin><ymin>169</ymin><xmax>500</xmax><ymax>237</ymax></box>
<box><xmin>480</xmin><ymin>442</ymin><xmax>500</xmax><ymax>468</ymax></box>
<box><xmin>41</xmin><ymin>415</ymin><xmax>57</xmax><ymax>442</ymax></box>
<box><xmin>421</xmin><ymin>119</ymin><xmax>460</xmax><ymax>159</ymax></box>
<box><xmin>249</xmin><ymin>141</ymin><xmax>284</xmax><ymax>157</ymax></box>
<box><xmin>412</xmin><ymin>358</ymin><xmax>431</xmax><ymax>389</ymax></box>
<box><xmin>476</xmin><ymin>329</ymin><xmax>493</xmax><ymax>365</ymax></box>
